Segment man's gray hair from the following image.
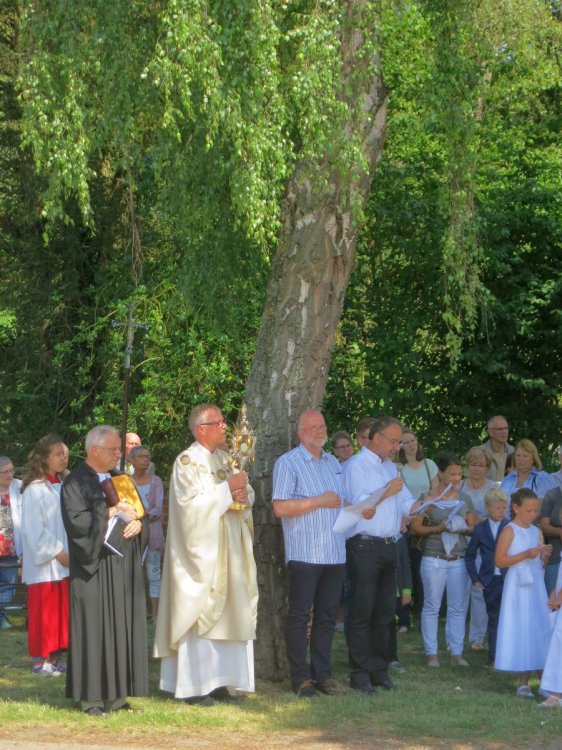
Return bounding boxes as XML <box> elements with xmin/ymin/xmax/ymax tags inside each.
<box><xmin>0</xmin><ymin>456</ymin><xmax>13</xmax><ymax>471</ymax></box>
<box><xmin>85</xmin><ymin>425</ymin><xmax>119</xmax><ymax>451</ymax></box>
<box><xmin>487</xmin><ymin>415</ymin><xmax>508</xmax><ymax>428</ymax></box>
<box><xmin>129</xmin><ymin>445</ymin><xmax>150</xmax><ymax>459</ymax></box>
<box><xmin>188</xmin><ymin>404</ymin><xmax>220</xmax><ymax>437</ymax></box>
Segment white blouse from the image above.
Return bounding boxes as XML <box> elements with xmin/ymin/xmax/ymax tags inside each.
<box><xmin>21</xmin><ymin>480</ymin><xmax>68</xmax><ymax>584</ymax></box>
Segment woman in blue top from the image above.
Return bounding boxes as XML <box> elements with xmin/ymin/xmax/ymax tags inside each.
<box><xmin>501</xmin><ymin>439</ymin><xmax>556</xmax><ymax>509</ymax></box>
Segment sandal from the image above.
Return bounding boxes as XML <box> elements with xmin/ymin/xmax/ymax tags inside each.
<box><xmin>515</xmin><ymin>685</ymin><xmax>534</xmax><ymax>699</ymax></box>
<box><xmin>538</xmin><ymin>696</ymin><xmax>562</xmax><ymax>708</ymax></box>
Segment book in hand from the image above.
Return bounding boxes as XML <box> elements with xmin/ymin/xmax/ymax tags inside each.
<box><xmin>103</xmin><ymin>515</ymin><xmax>132</xmax><ymax>557</ymax></box>
<box><xmin>100</xmin><ymin>475</ymin><xmax>145</xmax><ymax>519</ymax></box>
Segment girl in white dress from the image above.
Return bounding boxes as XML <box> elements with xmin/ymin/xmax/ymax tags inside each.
<box><xmin>494</xmin><ymin>488</ymin><xmax>552</xmax><ymax>698</ymax></box>
<box><xmin>539</xmin><ymin>565</ymin><xmax>562</xmax><ymax>707</ymax></box>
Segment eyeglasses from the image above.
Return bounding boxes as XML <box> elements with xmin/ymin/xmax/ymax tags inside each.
<box><xmin>334</xmin><ymin>444</ymin><xmax>352</xmax><ymax>450</ymax></box>
<box><xmin>378</xmin><ymin>432</ymin><xmax>402</xmax><ymax>447</ymax></box>
<box><xmin>200</xmin><ymin>419</ymin><xmax>227</xmax><ymax>428</ymax></box>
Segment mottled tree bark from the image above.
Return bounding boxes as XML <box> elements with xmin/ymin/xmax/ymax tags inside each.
<box><xmin>246</xmin><ymin>3</ymin><xmax>389</xmax><ymax>680</ymax></box>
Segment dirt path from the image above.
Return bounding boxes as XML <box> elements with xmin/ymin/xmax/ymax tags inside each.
<box><xmin>0</xmin><ymin>729</ymin><xmax>553</xmax><ymax>750</ymax></box>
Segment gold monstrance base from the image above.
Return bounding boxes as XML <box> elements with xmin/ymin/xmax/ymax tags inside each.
<box><xmin>229</xmin><ymin>501</ymin><xmax>248</xmax><ymax>511</ymax></box>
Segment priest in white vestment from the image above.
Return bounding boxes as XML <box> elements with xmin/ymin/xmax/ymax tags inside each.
<box><xmin>154</xmin><ymin>404</ymin><xmax>258</xmax><ymax>705</ymax></box>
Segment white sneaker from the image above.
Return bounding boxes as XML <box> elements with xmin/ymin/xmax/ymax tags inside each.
<box><xmin>389</xmin><ymin>661</ymin><xmax>406</xmax><ymax>674</ymax></box>
<box><xmin>34</xmin><ymin>661</ymin><xmax>61</xmax><ymax>677</ymax></box>
<box><xmin>451</xmin><ymin>656</ymin><xmax>469</xmax><ymax>667</ymax></box>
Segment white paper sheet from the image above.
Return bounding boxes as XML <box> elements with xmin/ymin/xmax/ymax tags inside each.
<box><xmin>333</xmin><ymin>485</ymin><xmax>387</xmax><ymax>537</ymax></box>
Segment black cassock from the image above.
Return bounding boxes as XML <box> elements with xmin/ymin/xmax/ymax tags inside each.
<box><xmin>61</xmin><ymin>462</ymin><xmax>149</xmax><ymax>704</ymax></box>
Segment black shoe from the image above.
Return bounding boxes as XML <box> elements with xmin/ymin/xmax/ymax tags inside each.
<box><xmin>314</xmin><ymin>678</ymin><xmax>340</xmax><ymax>696</ymax></box>
<box><xmin>184</xmin><ymin>695</ymin><xmax>215</xmax><ymax>707</ymax></box>
<box><xmin>350</xmin><ymin>676</ymin><xmax>377</xmax><ymax>695</ymax></box>
<box><xmin>111</xmin><ymin>702</ymin><xmax>138</xmax><ymax>713</ymax></box>
<box><xmin>295</xmin><ymin>679</ymin><xmax>320</xmax><ymax>698</ymax></box>
<box><xmin>83</xmin><ymin>706</ymin><xmax>107</xmax><ymax>717</ymax></box>
<box><xmin>210</xmin><ymin>687</ymin><xmax>237</xmax><ymax>702</ymax></box>
<box><xmin>370</xmin><ymin>674</ymin><xmax>396</xmax><ymax>691</ymax></box>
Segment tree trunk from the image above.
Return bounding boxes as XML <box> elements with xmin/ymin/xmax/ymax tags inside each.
<box><xmin>245</xmin><ymin>4</ymin><xmax>388</xmax><ymax>681</ymax></box>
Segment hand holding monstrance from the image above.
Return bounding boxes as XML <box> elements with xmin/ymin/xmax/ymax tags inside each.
<box><xmin>227</xmin><ymin>472</ymin><xmax>249</xmax><ymax>505</ymax></box>
<box><xmin>227</xmin><ymin>404</ymin><xmax>256</xmax><ymax>511</ymax></box>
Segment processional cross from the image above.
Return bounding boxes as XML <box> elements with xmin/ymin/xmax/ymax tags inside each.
<box><xmin>112</xmin><ymin>302</ymin><xmax>149</xmax><ymax>470</ymax></box>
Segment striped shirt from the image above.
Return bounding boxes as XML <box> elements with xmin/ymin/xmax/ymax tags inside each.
<box><xmin>272</xmin><ymin>444</ymin><xmax>346</xmax><ymax>565</ymax></box>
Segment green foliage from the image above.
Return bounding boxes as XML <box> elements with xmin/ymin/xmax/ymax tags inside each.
<box><xmin>326</xmin><ymin>0</ymin><xmax>562</xmax><ymax>463</ymax></box>
<box><xmin>1</xmin><ymin>0</ymin><xmax>560</xmax><ymax>476</ymax></box>
<box><xmin>17</xmin><ymin>0</ymin><xmax>379</xmax><ymax>243</ymax></box>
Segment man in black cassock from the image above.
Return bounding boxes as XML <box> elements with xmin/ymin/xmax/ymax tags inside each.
<box><xmin>61</xmin><ymin>425</ymin><xmax>148</xmax><ymax>716</ymax></box>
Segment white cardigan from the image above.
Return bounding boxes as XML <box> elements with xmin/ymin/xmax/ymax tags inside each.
<box><xmin>21</xmin><ymin>480</ymin><xmax>69</xmax><ymax>584</ymax></box>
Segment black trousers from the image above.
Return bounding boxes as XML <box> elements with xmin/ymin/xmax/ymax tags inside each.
<box><xmin>347</xmin><ymin>536</ymin><xmax>397</xmax><ymax>681</ymax></box>
<box><xmin>286</xmin><ymin>561</ymin><xmax>345</xmax><ymax>691</ymax></box>
<box><xmin>483</xmin><ymin>575</ymin><xmax>504</xmax><ymax>662</ymax></box>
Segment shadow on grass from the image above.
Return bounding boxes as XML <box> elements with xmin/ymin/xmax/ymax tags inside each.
<box><xmin>1</xmin><ymin>614</ymin><xmax>561</xmax><ymax>749</ymax></box>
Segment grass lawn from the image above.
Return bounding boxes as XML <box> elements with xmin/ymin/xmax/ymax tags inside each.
<box><xmin>0</xmin><ymin>611</ymin><xmax>561</xmax><ymax>749</ymax></box>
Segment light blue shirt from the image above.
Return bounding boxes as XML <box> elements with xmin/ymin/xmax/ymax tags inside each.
<box><xmin>401</xmin><ymin>459</ymin><xmax>438</xmax><ymax>502</ymax></box>
<box><xmin>501</xmin><ymin>467</ymin><xmax>557</xmax><ymax>508</ymax></box>
<box><xmin>551</xmin><ymin>469</ymin><xmax>562</xmax><ymax>489</ymax></box>
<box><xmin>343</xmin><ymin>447</ymin><xmax>416</xmax><ymax>539</ymax></box>
<box><xmin>272</xmin><ymin>444</ymin><xmax>345</xmax><ymax>565</ymax></box>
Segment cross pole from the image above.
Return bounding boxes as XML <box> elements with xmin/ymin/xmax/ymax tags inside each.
<box><xmin>112</xmin><ymin>302</ymin><xmax>149</xmax><ymax>470</ymax></box>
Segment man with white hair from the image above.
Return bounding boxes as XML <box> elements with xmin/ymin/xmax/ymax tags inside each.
<box><xmin>61</xmin><ymin>425</ymin><xmax>148</xmax><ymax>716</ymax></box>
<box><xmin>154</xmin><ymin>404</ymin><xmax>257</xmax><ymax>706</ymax></box>
<box><xmin>272</xmin><ymin>409</ymin><xmax>345</xmax><ymax>698</ymax></box>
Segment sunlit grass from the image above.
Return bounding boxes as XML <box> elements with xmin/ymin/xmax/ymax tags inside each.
<box><xmin>1</xmin><ymin>611</ymin><xmax>561</xmax><ymax>746</ymax></box>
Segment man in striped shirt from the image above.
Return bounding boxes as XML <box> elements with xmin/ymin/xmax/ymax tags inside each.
<box><xmin>272</xmin><ymin>410</ymin><xmax>346</xmax><ymax>698</ymax></box>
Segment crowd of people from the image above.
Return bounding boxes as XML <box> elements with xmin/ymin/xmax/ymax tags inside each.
<box><xmin>1</xmin><ymin>408</ymin><xmax>562</xmax><ymax>714</ymax></box>
<box><xmin>272</xmin><ymin>411</ymin><xmax>562</xmax><ymax>707</ymax></box>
